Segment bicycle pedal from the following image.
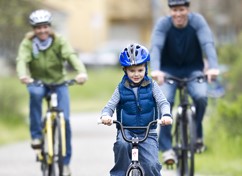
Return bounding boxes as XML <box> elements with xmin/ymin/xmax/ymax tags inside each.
<box><xmin>34</xmin><ymin>149</ymin><xmax>44</xmax><ymax>161</ymax></box>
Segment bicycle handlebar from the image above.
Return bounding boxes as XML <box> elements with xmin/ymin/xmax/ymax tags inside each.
<box><xmin>98</xmin><ymin>119</ymin><xmax>161</xmax><ymax>144</ymax></box>
<box><xmin>165</xmin><ymin>75</ymin><xmax>207</xmax><ymax>86</ymax></box>
<box><xmin>29</xmin><ymin>79</ymin><xmax>77</xmax><ymax>87</ymax></box>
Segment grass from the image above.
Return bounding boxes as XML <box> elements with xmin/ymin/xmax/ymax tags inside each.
<box><xmin>195</xmin><ymin>114</ymin><xmax>242</xmax><ymax>176</ymax></box>
<box><xmin>1</xmin><ymin>67</ymin><xmax>242</xmax><ymax>174</ymax></box>
<box><xmin>159</xmin><ymin>104</ymin><xmax>242</xmax><ymax>175</ymax></box>
<box><xmin>68</xmin><ymin>66</ymin><xmax>123</xmax><ymax>112</ymax></box>
<box><xmin>0</xmin><ymin>119</ymin><xmax>29</xmax><ymax>145</ymax></box>
<box><xmin>0</xmin><ymin>66</ymin><xmax>123</xmax><ymax>144</ymax></box>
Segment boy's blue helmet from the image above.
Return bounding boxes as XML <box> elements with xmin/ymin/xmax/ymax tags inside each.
<box><xmin>119</xmin><ymin>43</ymin><xmax>150</xmax><ymax>67</ymax></box>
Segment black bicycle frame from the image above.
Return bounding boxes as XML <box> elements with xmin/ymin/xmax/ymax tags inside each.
<box><xmin>113</xmin><ymin>120</ymin><xmax>159</xmax><ymax>176</ymax></box>
<box><xmin>165</xmin><ymin>75</ymin><xmax>206</xmax><ymax>176</ymax></box>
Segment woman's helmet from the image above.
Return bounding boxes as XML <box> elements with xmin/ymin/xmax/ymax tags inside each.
<box><xmin>29</xmin><ymin>9</ymin><xmax>52</xmax><ymax>26</ymax></box>
<box><xmin>119</xmin><ymin>43</ymin><xmax>150</xmax><ymax>67</ymax></box>
<box><xmin>168</xmin><ymin>0</ymin><xmax>190</xmax><ymax>7</ymax></box>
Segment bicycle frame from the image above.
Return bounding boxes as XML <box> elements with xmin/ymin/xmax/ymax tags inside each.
<box><xmin>32</xmin><ymin>79</ymin><xmax>76</xmax><ymax>176</ymax></box>
<box><xmin>112</xmin><ymin>120</ymin><xmax>159</xmax><ymax>176</ymax></box>
<box><xmin>165</xmin><ymin>75</ymin><xmax>206</xmax><ymax>176</ymax></box>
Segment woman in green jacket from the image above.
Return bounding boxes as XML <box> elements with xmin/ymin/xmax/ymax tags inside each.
<box><xmin>16</xmin><ymin>9</ymin><xmax>87</xmax><ymax>176</ymax></box>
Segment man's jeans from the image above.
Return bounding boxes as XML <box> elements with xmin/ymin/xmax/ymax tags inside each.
<box><xmin>27</xmin><ymin>84</ymin><xmax>72</xmax><ymax>165</ymax></box>
<box><xmin>159</xmin><ymin>72</ymin><xmax>208</xmax><ymax>151</ymax></box>
<box><xmin>110</xmin><ymin>129</ymin><xmax>161</xmax><ymax>176</ymax></box>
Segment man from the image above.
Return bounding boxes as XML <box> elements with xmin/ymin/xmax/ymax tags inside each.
<box><xmin>16</xmin><ymin>9</ymin><xmax>88</xmax><ymax>175</ymax></box>
<box><xmin>150</xmin><ymin>0</ymin><xmax>219</xmax><ymax>164</ymax></box>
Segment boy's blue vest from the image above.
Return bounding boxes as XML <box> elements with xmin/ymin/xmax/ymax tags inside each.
<box><xmin>116</xmin><ymin>76</ymin><xmax>158</xmax><ymax>132</ymax></box>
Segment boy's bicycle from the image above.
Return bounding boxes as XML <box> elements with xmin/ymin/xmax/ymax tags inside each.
<box><xmin>32</xmin><ymin>79</ymin><xmax>76</xmax><ymax>176</ymax></box>
<box><xmin>99</xmin><ymin>119</ymin><xmax>162</xmax><ymax>176</ymax></box>
<box><xmin>165</xmin><ymin>75</ymin><xmax>206</xmax><ymax>176</ymax></box>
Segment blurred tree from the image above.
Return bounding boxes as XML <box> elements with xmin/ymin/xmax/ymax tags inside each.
<box><xmin>0</xmin><ymin>0</ymin><xmax>42</xmax><ymax>67</ymax></box>
<box><xmin>197</xmin><ymin>0</ymin><xmax>242</xmax><ymax>43</ymax></box>
<box><xmin>217</xmin><ymin>32</ymin><xmax>242</xmax><ymax>99</ymax></box>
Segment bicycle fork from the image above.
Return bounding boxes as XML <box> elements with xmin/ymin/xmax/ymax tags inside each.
<box><xmin>59</xmin><ymin>112</ymin><xmax>66</xmax><ymax>156</ymax></box>
<box><xmin>46</xmin><ymin>112</ymin><xmax>54</xmax><ymax>164</ymax></box>
<box><xmin>45</xmin><ymin>112</ymin><xmax>66</xmax><ymax>164</ymax></box>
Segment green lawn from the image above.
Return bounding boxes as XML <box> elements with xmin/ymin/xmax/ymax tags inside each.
<box><xmin>1</xmin><ymin>67</ymin><xmax>241</xmax><ymax>175</ymax></box>
<box><xmin>0</xmin><ymin>67</ymin><xmax>123</xmax><ymax>144</ymax></box>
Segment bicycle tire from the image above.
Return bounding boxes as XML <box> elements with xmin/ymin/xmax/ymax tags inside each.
<box><xmin>126</xmin><ymin>164</ymin><xmax>144</xmax><ymax>176</ymax></box>
<box><xmin>177</xmin><ymin>109</ymin><xmax>196</xmax><ymax>176</ymax></box>
<box><xmin>127</xmin><ymin>168</ymin><xmax>144</xmax><ymax>176</ymax></box>
<box><xmin>41</xmin><ymin>162</ymin><xmax>52</xmax><ymax>176</ymax></box>
<box><xmin>185</xmin><ymin>108</ymin><xmax>196</xmax><ymax>176</ymax></box>
<box><xmin>173</xmin><ymin>112</ymin><xmax>183</xmax><ymax>175</ymax></box>
<box><xmin>51</xmin><ymin>115</ymin><xmax>64</xmax><ymax>176</ymax></box>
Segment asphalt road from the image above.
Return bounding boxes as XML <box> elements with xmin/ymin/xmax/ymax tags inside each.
<box><xmin>0</xmin><ymin>112</ymin><xmax>176</xmax><ymax>176</ymax></box>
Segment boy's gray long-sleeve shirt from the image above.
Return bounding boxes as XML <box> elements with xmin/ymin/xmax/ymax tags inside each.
<box><xmin>101</xmin><ymin>81</ymin><xmax>171</xmax><ymax>118</ymax></box>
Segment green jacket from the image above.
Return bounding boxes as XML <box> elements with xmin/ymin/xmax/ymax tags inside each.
<box><xmin>16</xmin><ymin>32</ymin><xmax>87</xmax><ymax>84</ymax></box>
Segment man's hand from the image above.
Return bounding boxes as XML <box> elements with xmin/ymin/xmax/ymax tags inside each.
<box><xmin>205</xmin><ymin>69</ymin><xmax>220</xmax><ymax>83</ymax></box>
<box><xmin>101</xmin><ymin>115</ymin><xmax>113</xmax><ymax>126</ymax></box>
<box><xmin>19</xmin><ymin>76</ymin><xmax>33</xmax><ymax>84</ymax></box>
<box><xmin>150</xmin><ymin>70</ymin><xmax>165</xmax><ymax>85</ymax></box>
<box><xmin>75</xmin><ymin>73</ymin><xmax>88</xmax><ymax>84</ymax></box>
<box><xmin>159</xmin><ymin>115</ymin><xmax>173</xmax><ymax>125</ymax></box>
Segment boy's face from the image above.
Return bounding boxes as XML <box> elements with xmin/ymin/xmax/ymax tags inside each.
<box><xmin>33</xmin><ymin>24</ymin><xmax>51</xmax><ymax>41</ymax></box>
<box><xmin>125</xmin><ymin>64</ymin><xmax>146</xmax><ymax>84</ymax></box>
<box><xmin>170</xmin><ymin>5</ymin><xmax>189</xmax><ymax>28</ymax></box>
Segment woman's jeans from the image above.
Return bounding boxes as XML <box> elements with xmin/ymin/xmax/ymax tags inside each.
<box><xmin>158</xmin><ymin>72</ymin><xmax>208</xmax><ymax>151</ymax></box>
<box><xmin>110</xmin><ymin>129</ymin><xmax>161</xmax><ymax>176</ymax></box>
<box><xmin>27</xmin><ymin>84</ymin><xmax>72</xmax><ymax>165</ymax></box>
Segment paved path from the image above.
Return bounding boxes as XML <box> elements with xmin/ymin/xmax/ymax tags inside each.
<box><xmin>0</xmin><ymin>112</ymin><xmax>176</xmax><ymax>176</ymax></box>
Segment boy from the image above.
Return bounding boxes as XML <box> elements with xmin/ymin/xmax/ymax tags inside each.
<box><xmin>100</xmin><ymin>43</ymin><xmax>172</xmax><ymax>176</ymax></box>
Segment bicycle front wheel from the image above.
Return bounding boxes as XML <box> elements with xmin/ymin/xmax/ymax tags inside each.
<box><xmin>185</xmin><ymin>108</ymin><xmax>196</xmax><ymax>176</ymax></box>
<box><xmin>180</xmin><ymin>109</ymin><xmax>196</xmax><ymax>176</ymax></box>
<box><xmin>126</xmin><ymin>163</ymin><xmax>144</xmax><ymax>176</ymax></box>
<box><xmin>51</xmin><ymin>116</ymin><xmax>64</xmax><ymax>176</ymax></box>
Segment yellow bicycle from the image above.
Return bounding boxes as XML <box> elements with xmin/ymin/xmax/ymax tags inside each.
<box><xmin>33</xmin><ymin>79</ymin><xmax>76</xmax><ymax>176</ymax></box>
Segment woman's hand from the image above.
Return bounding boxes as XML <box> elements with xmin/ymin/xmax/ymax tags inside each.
<box><xmin>75</xmin><ymin>73</ymin><xmax>88</xmax><ymax>84</ymax></box>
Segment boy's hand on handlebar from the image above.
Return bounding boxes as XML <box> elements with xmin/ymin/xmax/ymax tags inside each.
<box><xmin>19</xmin><ymin>76</ymin><xmax>34</xmax><ymax>84</ymax></box>
<box><xmin>75</xmin><ymin>73</ymin><xmax>88</xmax><ymax>84</ymax></box>
<box><xmin>100</xmin><ymin>115</ymin><xmax>113</xmax><ymax>126</ymax></box>
<box><xmin>159</xmin><ymin>115</ymin><xmax>173</xmax><ymax>125</ymax></box>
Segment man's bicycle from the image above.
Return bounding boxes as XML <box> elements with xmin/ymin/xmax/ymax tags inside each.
<box><xmin>165</xmin><ymin>75</ymin><xmax>206</xmax><ymax>176</ymax></box>
<box><xmin>32</xmin><ymin>79</ymin><xmax>76</xmax><ymax>176</ymax></box>
<box><xmin>99</xmin><ymin>119</ymin><xmax>162</xmax><ymax>176</ymax></box>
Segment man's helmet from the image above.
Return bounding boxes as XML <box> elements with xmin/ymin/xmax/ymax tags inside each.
<box><xmin>168</xmin><ymin>0</ymin><xmax>190</xmax><ymax>7</ymax></box>
<box><xmin>119</xmin><ymin>43</ymin><xmax>150</xmax><ymax>67</ymax></box>
<box><xmin>29</xmin><ymin>9</ymin><xmax>52</xmax><ymax>26</ymax></box>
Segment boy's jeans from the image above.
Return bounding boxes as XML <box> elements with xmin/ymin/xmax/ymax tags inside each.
<box><xmin>158</xmin><ymin>71</ymin><xmax>208</xmax><ymax>151</ymax></box>
<box><xmin>110</xmin><ymin>129</ymin><xmax>161</xmax><ymax>176</ymax></box>
<box><xmin>27</xmin><ymin>84</ymin><xmax>72</xmax><ymax>165</ymax></box>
